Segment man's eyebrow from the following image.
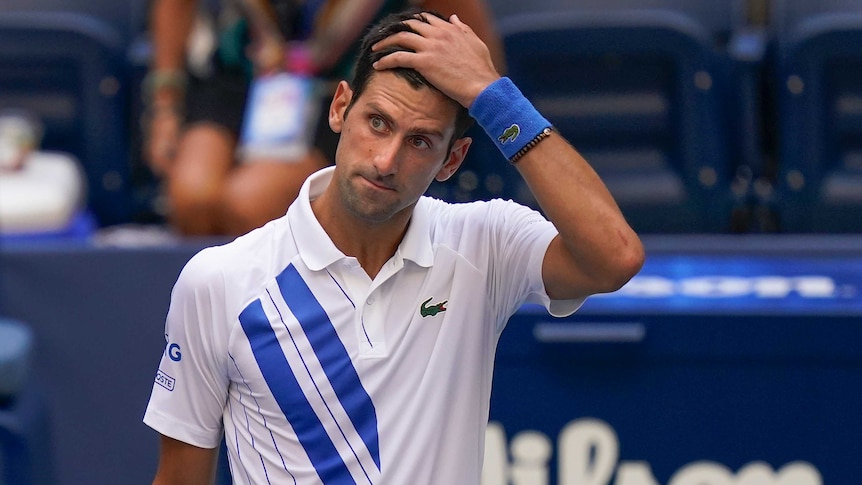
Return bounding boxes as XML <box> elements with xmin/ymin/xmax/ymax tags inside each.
<box><xmin>366</xmin><ymin>101</ymin><xmax>395</xmax><ymax>126</ymax></box>
<box><xmin>366</xmin><ymin>101</ymin><xmax>446</xmax><ymax>139</ymax></box>
<box><xmin>409</xmin><ymin>125</ymin><xmax>446</xmax><ymax>140</ymax></box>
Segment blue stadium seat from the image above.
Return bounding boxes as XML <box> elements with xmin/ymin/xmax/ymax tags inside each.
<box><xmin>0</xmin><ymin>0</ymin><xmax>149</xmax><ymax>47</ymax></box>
<box><xmin>0</xmin><ymin>11</ymin><xmax>131</xmax><ymax>226</ymax></box>
<box><xmin>457</xmin><ymin>3</ymin><xmax>751</xmax><ymax>233</ymax></box>
<box><xmin>771</xmin><ymin>0</ymin><xmax>862</xmax><ymax>232</ymax></box>
<box><xmin>0</xmin><ymin>318</ymin><xmax>54</xmax><ymax>485</ymax></box>
<box><xmin>486</xmin><ymin>0</ymin><xmax>748</xmax><ymax>37</ymax></box>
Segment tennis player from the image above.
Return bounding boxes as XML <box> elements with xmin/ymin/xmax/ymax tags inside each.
<box><xmin>144</xmin><ymin>8</ymin><xmax>643</xmax><ymax>484</ymax></box>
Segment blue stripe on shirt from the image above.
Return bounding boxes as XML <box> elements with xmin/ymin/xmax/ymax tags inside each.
<box><xmin>239</xmin><ymin>298</ymin><xmax>356</xmax><ymax>485</ymax></box>
<box><xmin>276</xmin><ymin>264</ymin><xmax>381</xmax><ymax>470</ymax></box>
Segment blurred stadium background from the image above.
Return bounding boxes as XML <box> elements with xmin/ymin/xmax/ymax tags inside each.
<box><xmin>0</xmin><ymin>0</ymin><xmax>860</xmax><ymax>484</ymax></box>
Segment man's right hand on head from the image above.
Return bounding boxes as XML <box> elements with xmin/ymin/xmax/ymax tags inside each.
<box><xmin>370</xmin><ymin>13</ymin><xmax>501</xmax><ymax>109</ymax></box>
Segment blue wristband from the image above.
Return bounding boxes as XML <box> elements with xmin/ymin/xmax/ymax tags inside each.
<box><xmin>469</xmin><ymin>77</ymin><xmax>551</xmax><ymax>161</ymax></box>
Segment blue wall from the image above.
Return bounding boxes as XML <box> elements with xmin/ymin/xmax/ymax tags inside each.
<box><xmin>1</xmin><ymin>235</ymin><xmax>860</xmax><ymax>484</ymax></box>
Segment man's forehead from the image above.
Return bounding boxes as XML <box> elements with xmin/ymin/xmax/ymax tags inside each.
<box><xmin>360</xmin><ymin>71</ymin><xmax>459</xmax><ymax>132</ymax></box>
<box><xmin>362</xmin><ymin>72</ymin><xmax>457</xmax><ymax>111</ymax></box>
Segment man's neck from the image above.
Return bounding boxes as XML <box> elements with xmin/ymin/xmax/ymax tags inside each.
<box><xmin>310</xmin><ymin>193</ymin><xmax>411</xmax><ymax>280</ymax></box>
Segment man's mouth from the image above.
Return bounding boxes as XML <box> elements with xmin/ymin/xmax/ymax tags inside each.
<box><xmin>361</xmin><ymin>174</ymin><xmax>396</xmax><ymax>191</ymax></box>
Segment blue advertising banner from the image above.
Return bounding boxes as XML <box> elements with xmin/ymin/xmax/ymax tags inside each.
<box><xmin>577</xmin><ymin>254</ymin><xmax>862</xmax><ymax>315</ymax></box>
<box><xmin>493</xmin><ymin>252</ymin><xmax>862</xmax><ymax>485</ymax></box>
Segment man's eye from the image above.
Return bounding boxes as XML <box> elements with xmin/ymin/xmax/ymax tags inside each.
<box><xmin>370</xmin><ymin>116</ymin><xmax>386</xmax><ymax>131</ymax></box>
<box><xmin>409</xmin><ymin>137</ymin><xmax>430</xmax><ymax>150</ymax></box>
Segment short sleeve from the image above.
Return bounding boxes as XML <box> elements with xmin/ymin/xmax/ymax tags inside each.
<box><xmin>484</xmin><ymin>200</ymin><xmax>584</xmax><ymax>329</ymax></box>
<box><xmin>143</xmin><ymin>248</ymin><xmax>231</xmax><ymax>449</ymax></box>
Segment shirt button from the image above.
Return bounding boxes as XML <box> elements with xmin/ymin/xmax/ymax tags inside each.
<box><xmin>366</xmin><ymin>297</ymin><xmax>374</xmax><ymax>305</ymax></box>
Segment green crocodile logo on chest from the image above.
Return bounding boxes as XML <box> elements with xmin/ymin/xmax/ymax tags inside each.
<box><xmin>420</xmin><ymin>297</ymin><xmax>448</xmax><ymax>318</ymax></box>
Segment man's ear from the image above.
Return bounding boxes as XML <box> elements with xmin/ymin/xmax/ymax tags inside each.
<box><xmin>329</xmin><ymin>80</ymin><xmax>353</xmax><ymax>134</ymax></box>
<box><xmin>436</xmin><ymin>137</ymin><xmax>473</xmax><ymax>182</ymax></box>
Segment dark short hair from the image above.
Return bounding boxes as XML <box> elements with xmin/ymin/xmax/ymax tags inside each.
<box><xmin>348</xmin><ymin>8</ymin><xmax>474</xmax><ymax>142</ymax></box>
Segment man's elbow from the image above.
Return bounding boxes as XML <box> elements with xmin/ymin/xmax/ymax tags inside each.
<box><xmin>598</xmin><ymin>239</ymin><xmax>645</xmax><ymax>294</ymax></box>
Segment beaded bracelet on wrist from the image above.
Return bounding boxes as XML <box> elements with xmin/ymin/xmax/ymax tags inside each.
<box><xmin>509</xmin><ymin>127</ymin><xmax>554</xmax><ymax>164</ymax></box>
<box><xmin>142</xmin><ymin>70</ymin><xmax>188</xmax><ymax>102</ymax></box>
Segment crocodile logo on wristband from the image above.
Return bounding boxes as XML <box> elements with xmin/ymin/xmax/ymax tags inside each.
<box><xmin>498</xmin><ymin>124</ymin><xmax>520</xmax><ymax>144</ymax></box>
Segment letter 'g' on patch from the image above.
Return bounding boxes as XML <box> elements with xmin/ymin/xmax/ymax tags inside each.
<box><xmin>156</xmin><ymin>369</ymin><xmax>176</xmax><ymax>391</ymax></box>
<box><xmin>168</xmin><ymin>343</ymin><xmax>182</xmax><ymax>362</ymax></box>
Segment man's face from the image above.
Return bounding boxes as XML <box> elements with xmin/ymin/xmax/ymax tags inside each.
<box><xmin>327</xmin><ymin>71</ymin><xmax>470</xmax><ymax>224</ymax></box>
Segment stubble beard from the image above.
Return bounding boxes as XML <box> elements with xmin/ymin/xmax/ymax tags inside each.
<box><xmin>338</xmin><ymin>171</ymin><xmax>403</xmax><ymax>225</ymax></box>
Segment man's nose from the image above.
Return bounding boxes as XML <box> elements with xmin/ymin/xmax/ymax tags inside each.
<box><xmin>372</xmin><ymin>138</ymin><xmax>401</xmax><ymax>176</ymax></box>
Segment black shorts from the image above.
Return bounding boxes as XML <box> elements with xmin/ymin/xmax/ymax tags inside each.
<box><xmin>185</xmin><ymin>68</ymin><xmax>249</xmax><ymax>136</ymax></box>
<box><xmin>185</xmin><ymin>68</ymin><xmax>340</xmax><ymax>164</ymax></box>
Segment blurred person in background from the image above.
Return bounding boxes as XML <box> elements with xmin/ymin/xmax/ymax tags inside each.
<box><xmin>142</xmin><ymin>0</ymin><xmax>505</xmax><ymax>236</ymax></box>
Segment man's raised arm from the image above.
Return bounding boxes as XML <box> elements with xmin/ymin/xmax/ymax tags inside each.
<box><xmin>372</xmin><ymin>13</ymin><xmax>644</xmax><ymax>301</ymax></box>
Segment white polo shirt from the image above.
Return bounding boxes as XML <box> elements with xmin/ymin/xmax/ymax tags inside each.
<box><xmin>144</xmin><ymin>167</ymin><xmax>583</xmax><ymax>484</ymax></box>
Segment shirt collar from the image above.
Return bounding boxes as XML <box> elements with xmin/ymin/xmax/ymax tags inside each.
<box><xmin>399</xmin><ymin>197</ymin><xmax>434</xmax><ymax>268</ymax></box>
<box><xmin>288</xmin><ymin>166</ymin><xmax>435</xmax><ymax>271</ymax></box>
<box><xmin>288</xmin><ymin>167</ymin><xmax>344</xmax><ymax>271</ymax></box>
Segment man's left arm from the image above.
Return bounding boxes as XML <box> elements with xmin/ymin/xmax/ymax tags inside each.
<box><xmin>505</xmin><ymin>127</ymin><xmax>644</xmax><ymax>300</ymax></box>
<box><xmin>372</xmin><ymin>12</ymin><xmax>645</xmax><ymax>301</ymax></box>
